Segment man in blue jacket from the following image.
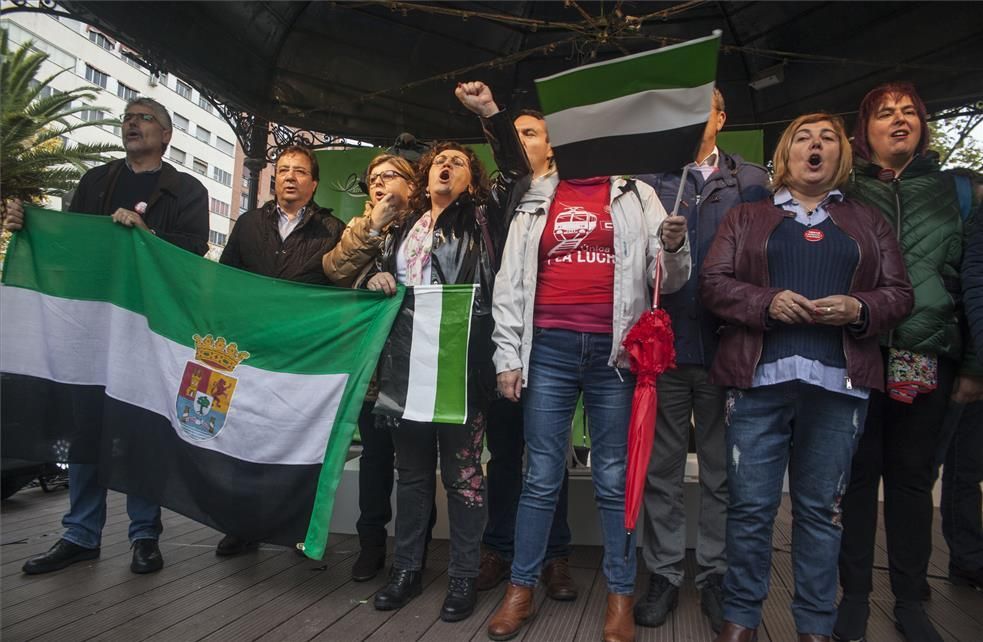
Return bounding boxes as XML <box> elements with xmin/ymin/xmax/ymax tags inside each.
<box><xmin>635</xmin><ymin>88</ymin><xmax>769</xmax><ymax>633</ymax></box>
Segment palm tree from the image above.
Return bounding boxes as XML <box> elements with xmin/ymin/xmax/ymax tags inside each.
<box><xmin>1</xmin><ymin>28</ymin><xmax>122</xmax><ymax>207</ymax></box>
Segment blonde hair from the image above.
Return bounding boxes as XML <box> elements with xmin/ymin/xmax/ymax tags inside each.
<box><xmin>771</xmin><ymin>113</ymin><xmax>852</xmax><ymax>193</ymax></box>
<box><xmin>366</xmin><ymin>154</ymin><xmax>415</xmax><ymax>185</ymax></box>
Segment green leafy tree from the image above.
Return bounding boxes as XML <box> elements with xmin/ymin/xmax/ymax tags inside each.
<box><xmin>929</xmin><ymin>112</ymin><xmax>983</xmax><ymax>171</ymax></box>
<box><xmin>1</xmin><ymin>29</ymin><xmax>121</xmax><ymax>206</ymax></box>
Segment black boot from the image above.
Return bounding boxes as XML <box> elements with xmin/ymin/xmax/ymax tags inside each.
<box><xmin>373</xmin><ymin>568</ymin><xmax>422</xmax><ymax>610</ymax></box>
<box><xmin>215</xmin><ymin>534</ymin><xmax>258</xmax><ymax>557</ymax></box>
<box><xmin>352</xmin><ymin>546</ymin><xmax>386</xmax><ymax>582</ymax></box>
<box><xmin>440</xmin><ymin>576</ymin><xmax>477</xmax><ymax>622</ymax></box>
<box><xmin>633</xmin><ymin>573</ymin><xmax>678</xmax><ymax>627</ymax></box>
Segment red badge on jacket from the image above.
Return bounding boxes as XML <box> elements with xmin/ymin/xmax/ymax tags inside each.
<box><xmin>803</xmin><ymin>228</ymin><xmax>824</xmax><ymax>242</ymax></box>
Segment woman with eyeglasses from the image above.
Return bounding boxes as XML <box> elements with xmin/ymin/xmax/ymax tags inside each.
<box><xmin>364</xmin><ymin>81</ymin><xmax>531</xmax><ymax>623</ymax></box>
<box><xmin>322</xmin><ymin>154</ymin><xmax>415</xmax><ymax>288</ymax></box>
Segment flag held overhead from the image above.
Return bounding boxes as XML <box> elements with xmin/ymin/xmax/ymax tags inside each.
<box><xmin>535</xmin><ymin>31</ymin><xmax>722</xmax><ymax>180</ymax></box>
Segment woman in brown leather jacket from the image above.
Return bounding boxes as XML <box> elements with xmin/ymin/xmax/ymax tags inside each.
<box><xmin>699</xmin><ymin>113</ymin><xmax>913</xmax><ymax>642</ymax></box>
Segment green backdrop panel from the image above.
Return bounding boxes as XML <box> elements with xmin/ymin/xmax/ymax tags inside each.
<box><xmin>718</xmin><ymin>130</ymin><xmax>764</xmax><ymax>165</ymax></box>
<box><xmin>314</xmin><ymin>144</ymin><xmax>501</xmax><ymax>224</ymax></box>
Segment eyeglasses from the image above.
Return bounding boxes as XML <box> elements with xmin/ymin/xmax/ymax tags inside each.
<box><xmin>120</xmin><ymin>112</ymin><xmax>158</xmax><ymax>124</ymax></box>
<box><xmin>276</xmin><ymin>165</ymin><xmax>312</xmax><ymax>177</ymax></box>
<box><xmin>367</xmin><ymin>170</ymin><xmax>407</xmax><ymax>186</ymax></box>
<box><xmin>433</xmin><ymin>155</ymin><xmax>469</xmax><ymax>170</ymax></box>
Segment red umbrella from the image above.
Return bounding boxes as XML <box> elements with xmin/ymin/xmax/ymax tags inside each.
<box><xmin>621</xmin><ymin>253</ymin><xmax>676</xmax><ymax>558</ymax></box>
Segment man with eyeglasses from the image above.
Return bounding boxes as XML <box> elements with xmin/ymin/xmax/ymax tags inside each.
<box><xmin>214</xmin><ymin>143</ymin><xmax>346</xmax><ymax>556</ymax></box>
<box><xmin>7</xmin><ymin>96</ymin><xmax>209</xmax><ymax>577</ymax></box>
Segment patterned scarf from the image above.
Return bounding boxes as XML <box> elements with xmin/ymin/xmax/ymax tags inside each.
<box><xmin>403</xmin><ymin>211</ymin><xmax>434</xmax><ymax>286</ymax></box>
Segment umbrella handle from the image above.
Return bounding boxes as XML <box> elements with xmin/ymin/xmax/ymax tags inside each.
<box><xmin>652</xmin><ymin>249</ymin><xmax>663</xmax><ymax>311</ymax></box>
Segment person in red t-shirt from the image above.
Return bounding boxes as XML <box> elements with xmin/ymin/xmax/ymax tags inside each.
<box><xmin>486</xmin><ymin>139</ymin><xmax>691</xmax><ymax>641</ymax></box>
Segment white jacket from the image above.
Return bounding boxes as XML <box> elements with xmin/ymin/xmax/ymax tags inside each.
<box><xmin>492</xmin><ymin>174</ymin><xmax>691</xmax><ymax>383</ymax></box>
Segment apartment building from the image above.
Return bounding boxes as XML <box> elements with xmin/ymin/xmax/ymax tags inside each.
<box><xmin>2</xmin><ymin>11</ymin><xmax>250</xmax><ymax>260</ymax></box>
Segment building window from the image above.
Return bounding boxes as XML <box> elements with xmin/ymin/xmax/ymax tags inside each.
<box><xmin>192</xmin><ymin>158</ymin><xmax>208</xmax><ymax>175</ymax></box>
<box><xmin>209</xmin><ymin>230</ymin><xmax>227</xmax><ymax>246</ymax></box>
<box><xmin>84</xmin><ymin>64</ymin><xmax>109</xmax><ymax>89</ymax></box>
<box><xmin>88</xmin><ymin>30</ymin><xmax>113</xmax><ymax>51</ymax></box>
<box><xmin>169</xmin><ymin>147</ymin><xmax>186</xmax><ymax>165</ymax></box>
<box><xmin>216</xmin><ymin>137</ymin><xmax>234</xmax><ymax>156</ymax></box>
<box><xmin>241</xmin><ymin>176</ymin><xmax>250</xmax><ymax>189</ymax></box>
<box><xmin>198</xmin><ymin>95</ymin><xmax>213</xmax><ymax>114</ymax></box>
<box><xmin>157</xmin><ymin>71</ymin><xmax>169</xmax><ymax>86</ymax></box>
<box><xmin>176</xmin><ymin>79</ymin><xmax>192</xmax><ymax>99</ymax></box>
<box><xmin>117</xmin><ymin>82</ymin><xmax>137</xmax><ymax>102</ymax></box>
<box><xmin>212</xmin><ymin>167</ymin><xmax>232</xmax><ymax>187</ymax></box>
<box><xmin>210</xmin><ymin>198</ymin><xmax>230</xmax><ymax>217</ymax></box>
<box><xmin>121</xmin><ymin>50</ymin><xmax>145</xmax><ymax>71</ymax></box>
<box><xmin>173</xmin><ymin>113</ymin><xmax>189</xmax><ymax>132</ymax></box>
<box><xmin>239</xmin><ymin>192</ymin><xmax>250</xmax><ymax>213</ymax></box>
<box><xmin>195</xmin><ymin>125</ymin><xmax>210</xmax><ymax>144</ymax></box>
<box><xmin>81</xmin><ymin>107</ymin><xmax>105</xmax><ymax>123</ymax></box>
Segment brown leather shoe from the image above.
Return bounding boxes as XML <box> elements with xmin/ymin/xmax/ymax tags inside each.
<box><xmin>714</xmin><ymin>621</ymin><xmax>758</xmax><ymax>642</ymax></box>
<box><xmin>603</xmin><ymin>593</ymin><xmax>635</xmax><ymax>642</ymax></box>
<box><xmin>542</xmin><ymin>557</ymin><xmax>578</xmax><ymax>601</ymax></box>
<box><xmin>477</xmin><ymin>550</ymin><xmax>510</xmax><ymax>591</ymax></box>
<box><xmin>487</xmin><ymin>583</ymin><xmax>535</xmax><ymax>641</ymax></box>
<box><xmin>797</xmin><ymin>636</ymin><xmax>830</xmax><ymax>642</ymax></box>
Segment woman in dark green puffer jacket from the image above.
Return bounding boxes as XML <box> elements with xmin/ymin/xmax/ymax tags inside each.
<box><xmin>834</xmin><ymin>82</ymin><xmax>983</xmax><ymax>642</ymax></box>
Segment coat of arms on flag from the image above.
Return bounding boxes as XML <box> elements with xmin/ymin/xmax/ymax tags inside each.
<box><xmin>176</xmin><ymin>334</ymin><xmax>250</xmax><ymax>440</ymax></box>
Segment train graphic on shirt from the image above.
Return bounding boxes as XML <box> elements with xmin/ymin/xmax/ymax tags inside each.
<box><xmin>549</xmin><ymin>206</ymin><xmax>613</xmax><ymax>255</ymax></box>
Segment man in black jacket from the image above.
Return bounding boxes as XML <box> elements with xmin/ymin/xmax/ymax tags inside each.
<box><xmin>6</xmin><ymin>97</ymin><xmax>209</xmax><ymax>576</ymax></box>
<box><xmin>215</xmin><ymin>144</ymin><xmax>345</xmax><ymax>556</ymax></box>
<box><xmin>219</xmin><ymin>145</ymin><xmax>344</xmax><ymax>285</ymax></box>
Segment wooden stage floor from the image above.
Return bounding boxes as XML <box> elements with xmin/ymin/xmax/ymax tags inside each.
<box><xmin>2</xmin><ymin>482</ymin><xmax>981</xmax><ymax>641</ymax></box>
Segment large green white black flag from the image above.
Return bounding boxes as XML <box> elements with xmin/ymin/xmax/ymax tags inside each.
<box><xmin>0</xmin><ymin>208</ymin><xmax>403</xmax><ymax>559</ymax></box>
<box><xmin>535</xmin><ymin>31</ymin><xmax>721</xmax><ymax>179</ymax></box>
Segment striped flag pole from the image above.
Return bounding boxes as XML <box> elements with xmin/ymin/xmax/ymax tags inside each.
<box><xmin>535</xmin><ymin>31</ymin><xmax>721</xmax><ymax>179</ymax></box>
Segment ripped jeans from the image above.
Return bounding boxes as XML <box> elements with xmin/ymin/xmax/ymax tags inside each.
<box><xmin>722</xmin><ymin>381</ymin><xmax>867</xmax><ymax>636</ymax></box>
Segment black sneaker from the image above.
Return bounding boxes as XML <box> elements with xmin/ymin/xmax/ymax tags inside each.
<box><xmin>373</xmin><ymin>568</ymin><xmax>422</xmax><ymax>611</ymax></box>
<box><xmin>633</xmin><ymin>573</ymin><xmax>678</xmax><ymax>628</ymax></box>
<box><xmin>832</xmin><ymin>594</ymin><xmax>869</xmax><ymax>642</ymax></box>
<box><xmin>440</xmin><ymin>576</ymin><xmax>477</xmax><ymax>622</ymax></box>
<box><xmin>22</xmin><ymin>538</ymin><xmax>100</xmax><ymax>575</ymax></box>
<box><xmin>894</xmin><ymin>601</ymin><xmax>943</xmax><ymax>642</ymax></box>
<box><xmin>352</xmin><ymin>546</ymin><xmax>386</xmax><ymax>582</ymax></box>
<box><xmin>700</xmin><ymin>573</ymin><xmax>725</xmax><ymax>633</ymax></box>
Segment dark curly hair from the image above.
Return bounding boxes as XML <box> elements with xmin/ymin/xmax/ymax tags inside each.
<box><xmin>408</xmin><ymin>142</ymin><xmax>491</xmax><ymax>214</ymax></box>
<box><xmin>852</xmin><ymin>82</ymin><xmax>930</xmax><ymax>162</ymax></box>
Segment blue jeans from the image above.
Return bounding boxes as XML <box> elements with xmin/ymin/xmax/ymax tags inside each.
<box><xmin>484</xmin><ymin>397</ymin><xmax>572</xmax><ymax>561</ymax></box>
<box><xmin>723</xmin><ymin>382</ymin><xmax>867</xmax><ymax>636</ymax></box>
<box><xmin>62</xmin><ymin>463</ymin><xmax>162</xmax><ymax>549</ymax></box>
<box><xmin>511</xmin><ymin>328</ymin><xmax>636</xmax><ymax>594</ymax></box>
